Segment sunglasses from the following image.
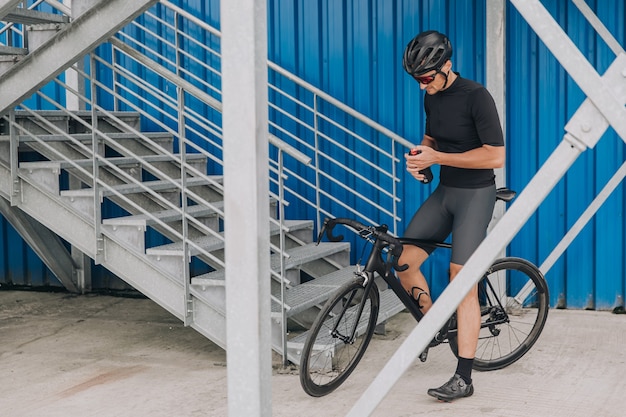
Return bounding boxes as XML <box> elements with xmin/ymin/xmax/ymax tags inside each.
<box><xmin>413</xmin><ymin>73</ymin><xmax>437</xmax><ymax>85</ymax></box>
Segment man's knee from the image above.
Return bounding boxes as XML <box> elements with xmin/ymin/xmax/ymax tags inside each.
<box><xmin>399</xmin><ymin>245</ymin><xmax>429</xmax><ymax>269</ymax></box>
<box><xmin>449</xmin><ymin>262</ymin><xmax>463</xmax><ymax>279</ymax></box>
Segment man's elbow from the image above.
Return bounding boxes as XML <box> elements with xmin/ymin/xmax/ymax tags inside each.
<box><xmin>494</xmin><ymin>153</ymin><xmax>505</xmax><ymax>168</ymax></box>
<box><xmin>486</xmin><ymin>145</ymin><xmax>505</xmax><ymax>168</ymax></box>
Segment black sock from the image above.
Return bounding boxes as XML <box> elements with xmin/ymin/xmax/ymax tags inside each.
<box><xmin>455</xmin><ymin>357</ymin><xmax>474</xmax><ymax>385</ymax></box>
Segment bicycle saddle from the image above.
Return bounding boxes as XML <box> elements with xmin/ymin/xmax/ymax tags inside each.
<box><xmin>496</xmin><ymin>187</ymin><xmax>516</xmax><ymax>202</ymax></box>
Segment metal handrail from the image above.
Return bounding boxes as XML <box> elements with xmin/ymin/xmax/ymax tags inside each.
<box><xmin>268</xmin><ymin>61</ymin><xmax>413</xmax><ymax>150</ymax></box>
<box><xmin>0</xmin><ymin>0</ymin><xmax>70</xmax><ymax>46</ymax></box>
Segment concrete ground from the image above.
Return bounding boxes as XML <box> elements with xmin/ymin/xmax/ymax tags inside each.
<box><xmin>0</xmin><ymin>290</ymin><xmax>624</xmax><ymax>417</ymax></box>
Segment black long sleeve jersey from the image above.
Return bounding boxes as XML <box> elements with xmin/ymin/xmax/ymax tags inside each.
<box><xmin>424</xmin><ymin>73</ymin><xmax>505</xmax><ymax>188</ymax></box>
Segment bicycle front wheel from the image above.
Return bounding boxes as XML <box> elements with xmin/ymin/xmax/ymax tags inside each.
<box><xmin>448</xmin><ymin>257</ymin><xmax>549</xmax><ymax>371</ymax></box>
<box><xmin>299</xmin><ymin>278</ymin><xmax>380</xmax><ymax>397</ymax></box>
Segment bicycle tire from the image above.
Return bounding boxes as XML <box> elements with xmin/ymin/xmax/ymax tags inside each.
<box><xmin>448</xmin><ymin>257</ymin><xmax>549</xmax><ymax>371</ymax></box>
<box><xmin>299</xmin><ymin>277</ymin><xmax>380</xmax><ymax>397</ymax></box>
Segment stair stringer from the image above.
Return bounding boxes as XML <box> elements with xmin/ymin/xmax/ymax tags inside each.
<box><xmin>0</xmin><ymin>0</ymin><xmax>21</xmax><ymax>21</ymax></box>
<box><xmin>0</xmin><ymin>196</ymin><xmax>78</xmax><ymax>292</ymax></box>
<box><xmin>0</xmin><ymin>156</ymin><xmax>232</xmax><ymax>349</ymax></box>
<box><xmin>0</xmin><ymin>0</ymin><xmax>158</xmax><ymax>114</ymax></box>
<box><xmin>7</xmin><ymin>158</ymin><xmax>318</xmax><ymax>353</ymax></box>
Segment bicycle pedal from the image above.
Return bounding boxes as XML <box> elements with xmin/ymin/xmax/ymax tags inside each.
<box><xmin>419</xmin><ymin>348</ymin><xmax>429</xmax><ymax>362</ymax></box>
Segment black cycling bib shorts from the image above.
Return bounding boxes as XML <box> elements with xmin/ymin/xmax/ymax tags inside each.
<box><xmin>403</xmin><ymin>184</ymin><xmax>496</xmax><ymax>265</ymax></box>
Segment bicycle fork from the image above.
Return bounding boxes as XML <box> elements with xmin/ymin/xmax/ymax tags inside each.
<box><xmin>329</xmin><ymin>268</ymin><xmax>374</xmax><ymax>345</ymax></box>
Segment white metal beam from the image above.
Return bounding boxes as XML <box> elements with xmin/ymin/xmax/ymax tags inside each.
<box><xmin>346</xmin><ymin>0</ymin><xmax>626</xmax><ymax>415</ymax></box>
<box><xmin>347</xmin><ymin>138</ymin><xmax>584</xmax><ymax>417</ymax></box>
<box><xmin>572</xmin><ymin>0</ymin><xmax>624</xmax><ymax>56</ymax></box>
<box><xmin>564</xmin><ymin>53</ymin><xmax>626</xmax><ymax>148</ymax></box>
<box><xmin>511</xmin><ymin>0</ymin><xmax>626</xmax><ymax>145</ymax></box>
<box><xmin>0</xmin><ymin>198</ymin><xmax>79</xmax><ymax>292</ymax></box>
<box><xmin>540</xmin><ymin>160</ymin><xmax>626</xmax><ymax>274</ymax></box>
<box><xmin>486</xmin><ymin>0</ymin><xmax>506</xmax><ymax>136</ymax></box>
<box><xmin>0</xmin><ymin>0</ymin><xmax>21</xmax><ymax>21</ymax></box>
<box><xmin>0</xmin><ymin>0</ymin><xmax>158</xmax><ymax>115</ymax></box>
<box><xmin>486</xmin><ymin>0</ymin><xmax>507</xmax><ymax>251</ymax></box>
<box><xmin>513</xmin><ymin>53</ymin><xmax>626</xmax><ymax>302</ymax></box>
<box><xmin>222</xmin><ymin>0</ymin><xmax>272</xmax><ymax>416</ymax></box>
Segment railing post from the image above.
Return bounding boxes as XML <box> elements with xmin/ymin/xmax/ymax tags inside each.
<box><xmin>313</xmin><ymin>94</ymin><xmax>322</xmax><ymax>230</ymax></box>
<box><xmin>276</xmin><ymin>148</ymin><xmax>289</xmax><ymax>365</ymax></box>
<box><xmin>391</xmin><ymin>142</ymin><xmax>398</xmax><ymax>235</ymax></box>
<box><xmin>8</xmin><ymin>108</ymin><xmax>20</xmax><ymax>206</ymax></box>
<box><xmin>112</xmin><ymin>44</ymin><xmax>119</xmax><ymax>112</ymax></box>
<box><xmin>177</xmin><ymin>86</ymin><xmax>193</xmax><ymax>326</ymax></box>
<box><xmin>174</xmin><ymin>8</ymin><xmax>182</xmax><ymax>77</ymax></box>
<box><xmin>90</xmin><ymin>53</ymin><xmax>104</xmax><ymax>265</ymax></box>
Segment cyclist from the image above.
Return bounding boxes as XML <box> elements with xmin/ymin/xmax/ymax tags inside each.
<box><xmin>399</xmin><ymin>30</ymin><xmax>505</xmax><ymax>401</ymax></box>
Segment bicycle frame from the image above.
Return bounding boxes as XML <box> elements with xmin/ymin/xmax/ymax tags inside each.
<box><xmin>347</xmin><ymin>235</ymin><xmax>511</xmax><ymax>342</ymax></box>
<box><xmin>316</xmin><ymin>211</ymin><xmax>519</xmax><ymax>344</ymax></box>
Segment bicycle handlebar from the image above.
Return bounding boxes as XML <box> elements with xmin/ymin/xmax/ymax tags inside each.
<box><xmin>317</xmin><ymin>217</ymin><xmax>409</xmax><ymax>272</ymax></box>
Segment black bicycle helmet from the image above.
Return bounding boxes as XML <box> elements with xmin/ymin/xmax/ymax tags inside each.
<box><xmin>402</xmin><ymin>30</ymin><xmax>453</xmax><ymax>76</ymax></box>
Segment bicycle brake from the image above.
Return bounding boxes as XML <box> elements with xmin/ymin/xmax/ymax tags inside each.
<box><xmin>353</xmin><ymin>264</ymin><xmax>370</xmax><ymax>285</ymax></box>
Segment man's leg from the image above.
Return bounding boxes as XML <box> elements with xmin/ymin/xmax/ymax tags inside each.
<box><xmin>427</xmin><ymin>262</ymin><xmax>479</xmax><ymax>401</ymax></box>
<box><xmin>450</xmin><ymin>262</ymin><xmax>480</xmax><ymax>379</ymax></box>
<box><xmin>396</xmin><ymin>244</ymin><xmax>432</xmax><ymax>312</ymax></box>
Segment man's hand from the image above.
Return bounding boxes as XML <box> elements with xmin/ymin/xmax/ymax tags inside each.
<box><xmin>406</xmin><ymin>146</ymin><xmax>436</xmax><ymax>183</ymax></box>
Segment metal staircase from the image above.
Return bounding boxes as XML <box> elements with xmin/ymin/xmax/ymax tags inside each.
<box><xmin>0</xmin><ymin>0</ymin><xmax>407</xmax><ymax>364</ymax></box>
<box><xmin>0</xmin><ymin>108</ymin><xmax>366</xmax><ymax>362</ymax></box>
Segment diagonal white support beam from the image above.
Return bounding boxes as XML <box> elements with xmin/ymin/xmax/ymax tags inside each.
<box><xmin>0</xmin><ymin>0</ymin><xmax>157</xmax><ymax>115</ymax></box>
<box><xmin>0</xmin><ymin>198</ymin><xmax>79</xmax><ymax>292</ymax></box>
<box><xmin>347</xmin><ymin>140</ymin><xmax>584</xmax><ymax>417</ymax></box>
<box><xmin>347</xmin><ymin>1</ymin><xmax>626</xmax><ymax>415</ymax></box>
<box><xmin>0</xmin><ymin>0</ymin><xmax>21</xmax><ymax>21</ymax></box>
<box><xmin>511</xmin><ymin>0</ymin><xmax>626</xmax><ymax>146</ymax></box>
<box><xmin>540</xmin><ymin>160</ymin><xmax>626</xmax><ymax>274</ymax></box>
<box><xmin>512</xmin><ymin>53</ymin><xmax>626</xmax><ymax>302</ymax></box>
<box><xmin>572</xmin><ymin>0</ymin><xmax>625</xmax><ymax>56</ymax></box>
<box><xmin>565</xmin><ymin>53</ymin><xmax>626</xmax><ymax>148</ymax></box>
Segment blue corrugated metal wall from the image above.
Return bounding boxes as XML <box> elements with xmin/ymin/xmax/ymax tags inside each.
<box><xmin>2</xmin><ymin>0</ymin><xmax>625</xmax><ymax>310</ymax></box>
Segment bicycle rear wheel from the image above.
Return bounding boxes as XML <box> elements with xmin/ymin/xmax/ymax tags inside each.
<box><xmin>299</xmin><ymin>278</ymin><xmax>380</xmax><ymax>397</ymax></box>
<box><xmin>448</xmin><ymin>257</ymin><xmax>549</xmax><ymax>371</ymax></box>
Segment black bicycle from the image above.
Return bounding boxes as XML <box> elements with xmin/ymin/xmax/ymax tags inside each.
<box><xmin>299</xmin><ymin>188</ymin><xmax>549</xmax><ymax>397</ymax></box>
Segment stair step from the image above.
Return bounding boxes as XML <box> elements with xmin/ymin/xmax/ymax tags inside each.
<box><xmin>61</xmin><ymin>176</ymin><xmax>216</xmax><ymax>199</ymax></box>
<box><xmin>0</xmin><ymin>110</ymin><xmax>142</xmax><ymax>135</ymax></box>
<box><xmin>102</xmin><ymin>201</ymin><xmax>225</xmax><ymax>228</ymax></box>
<box><xmin>147</xmin><ymin>219</ymin><xmax>313</xmax><ymax>257</ymax></box>
<box><xmin>3</xmin><ymin>9</ymin><xmax>70</xmax><ymax>25</ymax></box>
<box><xmin>272</xmin><ymin>266</ymin><xmax>357</xmax><ymax>317</ymax></box>
<box><xmin>0</xmin><ymin>45</ymin><xmax>28</xmax><ymax>56</ymax></box>
<box><xmin>19</xmin><ymin>153</ymin><xmax>207</xmax><ymax>171</ymax></box>
<box><xmin>0</xmin><ymin>0</ymin><xmax>22</xmax><ymax>21</ymax></box>
<box><xmin>8</xmin><ymin>109</ymin><xmax>141</xmax><ymax>120</ymax></box>
<box><xmin>0</xmin><ymin>131</ymin><xmax>173</xmax><ymax>144</ymax></box>
<box><xmin>287</xmin><ymin>288</ymin><xmax>405</xmax><ymax>349</ymax></box>
<box><xmin>191</xmin><ymin>242</ymin><xmax>351</xmax><ymax>287</ymax></box>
